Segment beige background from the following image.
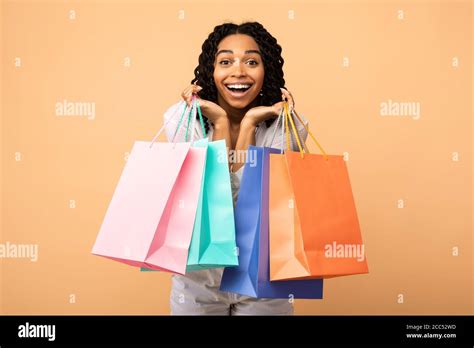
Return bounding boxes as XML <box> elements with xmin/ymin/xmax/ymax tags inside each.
<box><xmin>1</xmin><ymin>0</ymin><xmax>472</xmax><ymax>315</ymax></box>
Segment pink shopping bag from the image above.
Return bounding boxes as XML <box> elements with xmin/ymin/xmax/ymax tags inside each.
<box><xmin>92</xmin><ymin>101</ymin><xmax>206</xmax><ymax>274</ymax></box>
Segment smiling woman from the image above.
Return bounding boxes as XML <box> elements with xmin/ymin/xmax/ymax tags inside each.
<box><xmin>213</xmin><ymin>43</ymin><xmax>264</xmax><ymax>109</ymax></box>
<box><xmin>189</xmin><ymin>22</ymin><xmax>290</xmax><ymax>134</ymax></box>
<box><xmin>163</xmin><ymin>21</ymin><xmax>309</xmax><ymax>316</ymax></box>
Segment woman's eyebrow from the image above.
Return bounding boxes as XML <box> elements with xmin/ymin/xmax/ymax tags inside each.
<box><xmin>215</xmin><ymin>49</ymin><xmax>261</xmax><ymax>57</ymax></box>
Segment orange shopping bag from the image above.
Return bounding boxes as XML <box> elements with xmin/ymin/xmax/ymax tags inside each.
<box><xmin>269</xmin><ymin>102</ymin><xmax>369</xmax><ymax>280</ymax></box>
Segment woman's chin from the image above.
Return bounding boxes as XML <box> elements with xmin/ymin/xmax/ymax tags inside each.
<box><xmin>223</xmin><ymin>95</ymin><xmax>257</xmax><ymax>110</ymax></box>
<box><xmin>227</xmin><ymin>101</ymin><xmax>249</xmax><ymax>110</ymax></box>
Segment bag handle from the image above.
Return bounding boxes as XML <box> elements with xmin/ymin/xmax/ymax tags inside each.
<box><xmin>285</xmin><ymin>102</ymin><xmax>305</xmax><ymax>157</ymax></box>
<box><xmin>184</xmin><ymin>100</ymin><xmax>193</xmax><ymax>142</ymax></box>
<box><xmin>172</xmin><ymin>101</ymin><xmax>191</xmax><ymax>144</ymax></box>
<box><xmin>149</xmin><ymin>96</ymin><xmax>207</xmax><ymax>148</ymax></box>
<box><xmin>195</xmin><ymin>95</ymin><xmax>207</xmax><ymax>138</ymax></box>
<box><xmin>269</xmin><ymin>105</ymin><xmax>285</xmax><ymax>147</ymax></box>
<box><xmin>270</xmin><ymin>101</ymin><xmax>329</xmax><ymax>161</ymax></box>
<box><xmin>149</xmin><ymin>101</ymin><xmax>187</xmax><ymax>148</ymax></box>
<box><xmin>269</xmin><ymin>102</ymin><xmax>305</xmax><ymax>155</ymax></box>
<box><xmin>270</xmin><ymin>101</ymin><xmax>307</xmax><ymax>156</ymax></box>
<box><xmin>183</xmin><ymin>95</ymin><xmax>207</xmax><ymax>142</ymax></box>
<box><xmin>290</xmin><ymin>108</ymin><xmax>328</xmax><ymax>161</ymax></box>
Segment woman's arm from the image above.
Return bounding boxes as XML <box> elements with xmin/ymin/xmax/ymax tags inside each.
<box><xmin>231</xmin><ymin>120</ymin><xmax>256</xmax><ymax>172</ymax></box>
<box><xmin>211</xmin><ymin>118</ymin><xmax>232</xmax><ymax>146</ymax></box>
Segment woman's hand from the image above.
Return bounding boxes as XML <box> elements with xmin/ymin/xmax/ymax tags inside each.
<box><xmin>181</xmin><ymin>84</ymin><xmax>231</xmax><ymax>150</ymax></box>
<box><xmin>241</xmin><ymin>87</ymin><xmax>295</xmax><ymax>128</ymax></box>
<box><xmin>181</xmin><ymin>84</ymin><xmax>228</xmax><ymax>126</ymax></box>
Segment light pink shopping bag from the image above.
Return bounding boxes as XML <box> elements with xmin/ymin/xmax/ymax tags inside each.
<box><xmin>143</xmin><ymin>145</ymin><xmax>206</xmax><ymax>273</ymax></box>
<box><xmin>92</xmin><ymin>101</ymin><xmax>206</xmax><ymax>274</ymax></box>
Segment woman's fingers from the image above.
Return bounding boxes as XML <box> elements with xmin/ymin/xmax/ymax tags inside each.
<box><xmin>271</xmin><ymin>101</ymin><xmax>286</xmax><ymax>118</ymax></box>
<box><xmin>280</xmin><ymin>87</ymin><xmax>295</xmax><ymax>112</ymax></box>
<box><xmin>181</xmin><ymin>85</ymin><xmax>202</xmax><ymax>106</ymax></box>
<box><xmin>181</xmin><ymin>87</ymin><xmax>192</xmax><ymax>106</ymax></box>
<box><xmin>186</xmin><ymin>87</ymin><xmax>195</xmax><ymax>106</ymax></box>
<box><xmin>189</xmin><ymin>86</ymin><xmax>202</xmax><ymax>104</ymax></box>
<box><xmin>276</xmin><ymin>101</ymin><xmax>284</xmax><ymax>114</ymax></box>
<box><xmin>190</xmin><ymin>85</ymin><xmax>202</xmax><ymax>96</ymax></box>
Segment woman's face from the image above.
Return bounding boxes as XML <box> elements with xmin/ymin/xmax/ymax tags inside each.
<box><xmin>213</xmin><ymin>34</ymin><xmax>265</xmax><ymax>111</ymax></box>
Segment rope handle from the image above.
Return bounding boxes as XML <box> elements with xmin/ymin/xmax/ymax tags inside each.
<box><xmin>149</xmin><ymin>96</ymin><xmax>207</xmax><ymax>148</ymax></box>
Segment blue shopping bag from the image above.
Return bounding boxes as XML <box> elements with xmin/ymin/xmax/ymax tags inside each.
<box><xmin>220</xmin><ymin>146</ymin><xmax>323</xmax><ymax>298</ymax></box>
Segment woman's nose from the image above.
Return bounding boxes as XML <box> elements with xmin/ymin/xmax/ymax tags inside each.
<box><xmin>230</xmin><ymin>58</ymin><xmax>245</xmax><ymax>76</ymax></box>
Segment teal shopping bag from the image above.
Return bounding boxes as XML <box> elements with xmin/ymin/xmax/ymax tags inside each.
<box><xmin>186</xmin><ymin>138</ymin><xmax>238</xmax><ymax>271</ymax></box>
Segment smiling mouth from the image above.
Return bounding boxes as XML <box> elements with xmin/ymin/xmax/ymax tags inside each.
<box><xmin>224</xmin><ymin>83</ymin><xmax>253</xmax><ymax>98</ymax></box>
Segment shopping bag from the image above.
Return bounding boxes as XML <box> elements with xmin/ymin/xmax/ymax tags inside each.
<box><xmin>141</xmin><ymin>96</ymin><xmax>238</xmax><ymax>272</ymax></box>
<box><xmin>93</xmin><ymin>99</ymin><xmax>206</xmax><ymax>275</ymax></box>
<box><xmin>269</xmin><ymin>103</ymin><xmax>369</xmax><ymax>280</ymax></box>
<box><xmin>220</xmin><ymin>145</ymin><xmax>323</xmax><ymax>298</ymax></box>
<box><xmin>186</xmin><ymin>138</ymin><xmax>239</xmax><ymax>270</ymax></box>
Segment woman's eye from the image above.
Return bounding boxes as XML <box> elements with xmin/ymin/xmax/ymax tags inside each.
<box><xmin>218</xmin><ymin>59</ymin><xmax>258</xmax><ymax>66</ymax></box>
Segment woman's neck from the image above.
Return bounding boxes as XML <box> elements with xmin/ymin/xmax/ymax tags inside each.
<box><xmin>226</xmin><ymin>110</ymin><xmax>246</xmax><ymax>127</ymax></box>
<box><xmin>217</xmin><ymin>95</ymin><xmax>257</xmax><ymax>126</ymax></box>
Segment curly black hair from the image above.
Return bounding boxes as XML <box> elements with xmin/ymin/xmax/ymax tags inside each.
<box><xmin>191</xmin><ymin>21</ymin><xmax>286</xmax><ymax>134</ymax></box>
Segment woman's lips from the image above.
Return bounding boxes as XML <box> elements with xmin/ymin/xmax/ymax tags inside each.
<box><xmin>224</xmin><ymin>85</ymin><xmax>253</xmax><ymax>99</ymax></box>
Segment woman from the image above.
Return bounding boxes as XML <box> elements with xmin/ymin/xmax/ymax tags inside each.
<box><xmin>164</xmin><ymin>21</ymin><xmax>308</xmax><ymax>315</ymax></box>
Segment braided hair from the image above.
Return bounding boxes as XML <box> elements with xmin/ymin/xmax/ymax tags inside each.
<box><xmin>191</xmin><ymin>21</ymin><xmax>286</xmax><ymax>134</ymax></box>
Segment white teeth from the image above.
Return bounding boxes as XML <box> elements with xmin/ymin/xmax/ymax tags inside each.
<box><xmin>226</xmin><ymin>84</ymin><xmax>251</xmax><ymax>89</ymax></box>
